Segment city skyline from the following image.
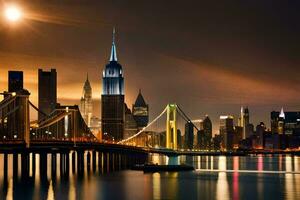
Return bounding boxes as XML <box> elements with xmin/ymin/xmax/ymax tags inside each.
<box><xmin>1</xmin><ymin>0</ymin><xmax>300</xmax><ymax>134</ymax></box>
<box><xmin>0</xmin><ymin>2</ymin><xmax>300</xmax><ymax>199</ymax></box>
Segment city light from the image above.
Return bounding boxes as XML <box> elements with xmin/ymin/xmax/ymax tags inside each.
<box><xmin>4</xmin><ymin>4</ymin><xmax>22</xmax><ymax>22</ymax></box>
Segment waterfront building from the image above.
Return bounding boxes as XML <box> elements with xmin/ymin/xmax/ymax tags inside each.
<box><xmin>234</xmin><ymin>126</ymin><xmax>243</xmax><ymax>149</ymax></box>
<box><xmin>124</xmin><ymin>104</ymin><xmax>138</xmax><ymax>139</ymax></box>
<box><xmin>177</xmin><ymin>129</ymin><xmax>182</xmax><ymax>149</ymax></box>
<box><xmin>246</xmin><ymin>123</ymin><xmax>254</xmax><ymax>138</ymax></box>
<box><xmin>8</xmin><ymin>71</ymin><xmax>23</xmax><ymax>93</ymax></box>
<box><xmin>271</xmin><ymin>108</ymin><xmax>300</xmax><ymax>135</ymax></box>
<box><xmin>90</xmin><ymin>116</ymin><xmax>101</xmax><ymax>141</ymax></box>
<box><xmin>132</xmin><ymin>90</ymin><xmax>149</xmax><ymax>130</ymax></box>
<box><xmin>219</xmin><ymin>115</ymin><xmax>234</xmax><ymax>151</ymax></box>
<box><xmin>101</xmin><ymin>28</ymin><xmax>125</xmax><ymax>141</ymax></box>
<box><xmin>254</xmin><ymin>122</ymin><xmax>266</xmax><ymax>149</ymax></box>
<box><xmin>197</xmin><ymin>130</ymin><xmax>205</xmax><ymax>149</ymax></box>
<box><xmin>239</xmin><ymin>106</ymin><xmax>250</xmax><ymax>139</ymax></box>
<box><xmin>185</xmin><ymin>121</ymin><xmax>194</xmax><ymax>149</ymax></box>
<box><xmin>203</xmin><ymin>115</ymin><xmax>212</xmax><ymax>148</ymax></box>
<box><xmin>79</xmin><ymin>74</ymin><xmax>93</xmax><ymax>127</ymax></box>
<box><xmin>38</xmin><ymin>69</ymin><xmax>57</xmax><ymax>121</ymax></box>
<box><xmin>271</xmin><ymin>108</ymin><xmax>300</xmax><ymax>148</ymax></box>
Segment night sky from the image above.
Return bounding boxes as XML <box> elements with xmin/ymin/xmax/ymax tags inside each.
<box><xmin>0</xmin><ymin>0</ymin><xmax>300</xmax><ymax>134</ymax></box>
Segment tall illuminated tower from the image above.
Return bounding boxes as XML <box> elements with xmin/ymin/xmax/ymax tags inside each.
<box><xmin>239</xmin><ymin>106</ymin><xmax>250</xmax><ymax>139</ymax></box>
<box><xmin>80</xmin><ymin>74</ymin><xmax>93</xmax><ymax>127</ymax></box>
<box><xmin>101</xmin><ymin>28</ymin><xmax>125</xmax><ymax>141</ymax></box>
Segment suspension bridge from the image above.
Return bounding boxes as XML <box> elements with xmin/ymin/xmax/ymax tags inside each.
<box><xmin>0</xmin><ymin>89</ymin><xmax>214</xmax><ymax>156</ymax></box>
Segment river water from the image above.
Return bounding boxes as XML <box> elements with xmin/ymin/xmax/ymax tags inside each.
<box><xmin>0</xmin><ymin>152</ymin><xmax>299</xmax><ymax>200</ymax></box>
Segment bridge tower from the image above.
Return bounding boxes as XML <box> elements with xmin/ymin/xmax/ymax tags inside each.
<box><xmin>166</xmin><ymin>104</ymin><xmax>177</xmax><ymax>150</ymax></box>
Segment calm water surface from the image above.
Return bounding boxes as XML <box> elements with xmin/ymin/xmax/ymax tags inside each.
<box><xmin>0</xmin><ymin>152</ymin><xmax>299</xmax><ymax>200</ymax></box>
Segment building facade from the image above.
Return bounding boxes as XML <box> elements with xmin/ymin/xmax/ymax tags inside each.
<box><xmin>132</xmin><ymin>90</ymin><xmax>149</xmax><ymax>129</ymax></box>
<box><xmin>8</xmin><ymin>71</ymin><xmax>23</xmax><ymax>93</ymax></box>
<box><xmin>239</xmin><ymin>106</ymin><xmax>250</xmax><ymax>139</ymax></box>
<box><xmin>124</xmin><ymin>104</ymin><xmax>138</xmax><ymax>139</ymax></box>
<box><xmin>271</xmin><ymin>109</ymin><xmax>300</xmax><ymax>135</ymax></box>
<box><xmin>38</xmin><ymin>69</ymin><xmax>57</xmax><ymax>121</ymax></box>
<box><xmin>80</xmin><ymin>74</ymin><xmax>93</xmax><ymax>127</ymax></box>
<box><xmin>185</xmin><ymin>121</ymin><xmax>194</xmax><ymax>149</ymax></box>
<box><xmin>220</xmin><ymin>115</ymin><xmax>234</xmax><ymax>151</ymax></box>
<box><xmin>101</xmin><ymin>29</ymin><xmax>125</xmax><ymax>141</ymax></box>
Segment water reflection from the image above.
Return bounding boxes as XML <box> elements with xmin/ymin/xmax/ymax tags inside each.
<box><xmin>0</xmin><ymin>151</ymin><xmax>147</xmax><ymax>200</ymax></box>
<box><xmin>216</xmin><ymin>156</ymin><xmax>229</xmax><ymax>200</ymax></box>
<box><xmin>1</xmin><ymin>153</ymin><xmax>300</xmax><ymax>200</ymax></box>
<box><xmin>152</xmin><ymin>173</ymin><xmax>161</xmax><ymax>199</ymax></box>
<box><xmin>233</xmin><ymin>157</ymin><xmax>239</xmax><ymax>200</ymax></box>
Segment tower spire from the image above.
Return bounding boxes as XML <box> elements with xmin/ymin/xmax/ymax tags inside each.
<box><xmin>279</xmin><ymin>107</ymin><xmax>285</xmax><ymax>119</ymax></box>
<box><xmin>110</xmin><ymin>27</ymin><xmax>118</xmax><ymax>61</ymax></box>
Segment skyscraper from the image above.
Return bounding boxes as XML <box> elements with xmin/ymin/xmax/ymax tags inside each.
<box><xmin>239</xmin><ymin>106</ymin><xmax>250</xmax><ymax>139</ymax></box>
<box><xmin>124</xmin><ymin>104</ymin><xmax>138</xmax><ymax>139</ymax></box>
<box><xmin>220</xmin><ymin>115</ymin><xmax>234</xmax><ymax>151</ymax></box>
<box><xmin>271</xmin><ymin>108</ymin><xmax>300</xmax><ymax>135</ymax></box>
<box><xmin>256</xmin><ymin>122</ymin><xmax>266</xmax><ymax>148</ymax></box>
<box><xmin>185</xmin><ymin>121</ymin><xmax>194</xmax><ymax>149</ymax></box>
<box><xmin>8</xmin><ymin>71</ymin><xmax>23</xmax><ymax>93</ymax></box>
<box><xmin>101</xmin><ymin>28</ymin><xmax>125</xmax><ymax>141</ymax></box>
<box><xmin>80</xmin><ymin>74</ymin><xmax>93</xmax><ymax>127</ymax></box>
<box><xmin>203</xmin><ymin>115</ymin><xmax>212</xmax><ymax>149</ymax></box>
<box><xmin>38</xmin><ymin>69</ymin><xmax>57</xmax><ymax>121</ymax></box>
<box><xmin>132</xmin><ymin>89</ymin><xmax>149</xmax><ymax>129</ymax></box>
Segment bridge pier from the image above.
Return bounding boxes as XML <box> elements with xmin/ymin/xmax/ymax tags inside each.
<box><xmin>21</xmin><ymin>152</ymin><xmax>30</xmax><ymax>179</ymax></box>
<box><xmin>103</xmin><ymin>153</ymin><xmax>108</xmax><ymax>172</ymax></box>
<box><xmin>59</xmin><ymin>152</ymin><xmax>69</xmax><ymax>177</ymax></box>
<box><xmin>110</xmin><ymin>153</ymin><xmax>114</xmax><ymax>171</ymax></box>
<box><xmin>3</xmin><ymin>153</ymin><xmax>8</xmax><ymax>185</ymax></box>
<box><xmin>167</xmin><ymin>156</ymin><xmax>179</xmax><ymax>165</ymax></box>
<box><xmin>87</xmin><ymin>151</ymin><xmax>91</xmax><ymax>172</ymax></box>
<box><xmin>13</xmin><ymin>153</ymin><xmax>18</xmax><ymax>181</ymax></box>
<box><xmin>71</xmin><ymin>151</ymin><xmax>76</xmax><ymax>173</ymax></box>
<box><xmin>98</xmin><ymin>152</ymin><xmax>102</xmax><ymax>173</ymax></box>
<box><xmin>77</xmin><ymin>150</ymin><xmax>84</xmax><ymax>175</ymax></box>
<box><xmin>65</xmin><ymin>152</ymin><xmax>70</xmax><ymax>176</ymax></box>
<box><xmin>92</xmin><ymin>151</ymin><xmax>96</xmax><ymax>172</ymax></box>
<box><xmin>31</xmin><ymin>153</ymin><xmax>36</xmax><ymax>178</ymax></box>
<box><xmin>39</xmin><ymin>153</ymin><xmax>48</xmax><ymax>182</ymax></box>
<box><xmin>51</xmin><ymin>153</ymin><xmax>57</xmax><ymax>178</ymax></box>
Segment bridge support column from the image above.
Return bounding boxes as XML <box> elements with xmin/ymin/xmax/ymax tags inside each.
<box><xmin>166</xmin><ymin>104</ymin><xmax>177</xmax><ymax>150</ymax></box>
<box><xmin>3</xmin><ymin>153</ymin><xmax>8</xmax><ymax>184</ymax></box>
<box><xmin>21</xmin><ymin>152</ymin><xmax>30</xmax><ymax>178</ymax></box>
<box><xmin>92</xmin><ymin>151</ymin><xmax>96</xmax><ymax>172</ymax></box>
<box><xmin>71</xmin><ymin>151</ymin><xmax>76</xmax><ymax>173</ymax></box>
<box><xmin>17</xmin><ymin>91</ymin><xmax>31</xmax><ymax>148</ymax></box>
<box><xmin>31</xmin><ymin>153</ymin><xmax>36</xmax><ymax>177</ymax></box>
<box><xmin>98</xmin><ymin>152</ymin><xmax>102</xmax><ymax>173</ymax></box>
<box><xmin>87</xmin><ymin>151</ymin><xmax>91</xmax><ymax>172</ymax></box>
<box><xmin>13</xmin><ymin>153</ymin><xmax>18</xmax><ymax>180</ymax></box>
<box><xmin>77</xmin><ymin>150</ymin><xmax>84</xmax><ymax>175</ymax></box>
<box><xmin>103</xmin><ymin>153</ymin><xmax>108</xmax><ymax>172</ymax></box>
<box><xmin>40</xmin><ymin>153</ymin><xmax>47</xmax><ymax>182</ymax></box>
<box><xmin>51</xmin><ymin>153</ymin><xmax>57</xmax><ymax>178</ymax></box>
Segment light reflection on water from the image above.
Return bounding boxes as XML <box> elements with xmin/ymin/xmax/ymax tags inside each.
<box><xmin>148</xmin><ymin>154</ymin><xmax>300</xmax><ymax>199</ymax></box>
<box><xmin>0</xmin><ymin>153</ymin><xmax>299</xmax><ymax>199</ymax></box>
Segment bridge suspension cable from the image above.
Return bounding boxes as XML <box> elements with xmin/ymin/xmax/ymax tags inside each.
<box><xmin>177</xmin><ymin>105</ymin><xmax>199</xmax><ymax>131</ymax></box>
<box><xmin>117</xmin><ymin>106</ymin><xmax>168</xmax><ymax>144</ymax></box>
<box><xmin>28</xmin><ymin>100</ymin><xmax>49</xmax><ymax>118</ymax></box>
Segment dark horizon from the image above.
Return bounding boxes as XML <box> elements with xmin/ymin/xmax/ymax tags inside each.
<box><xmin>0</xmin><ymin>0</ymin><xmax>300</xmax><ymax>134</ymax></box>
